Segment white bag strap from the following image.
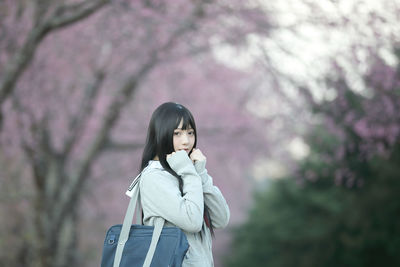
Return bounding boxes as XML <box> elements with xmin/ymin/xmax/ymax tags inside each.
<box><xmin>113</xmin><ymin>173</ymin><xmax>164</xmax><ymax>267</ymax></box>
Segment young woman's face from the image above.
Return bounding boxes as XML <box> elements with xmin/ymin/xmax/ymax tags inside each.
<box><xmin>173</xmin><ymin>119</ymin><xmax>195</xmax><ymax>154</ymax></box>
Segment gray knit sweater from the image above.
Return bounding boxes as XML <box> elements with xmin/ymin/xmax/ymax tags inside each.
<box><xmin>138</xmin><ymin>150</ymin><xmax>230</xmax><ymax>267</ymax></box>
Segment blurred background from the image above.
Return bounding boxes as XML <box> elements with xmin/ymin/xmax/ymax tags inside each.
<box><xmin>1</xmin><ymin>0</ymin><xmax>400</xmax><ymax>266</ymax></box>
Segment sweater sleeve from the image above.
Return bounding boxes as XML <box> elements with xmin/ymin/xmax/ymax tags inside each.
<box><xmin>140</xmin><ymin>151</ymin><xmax>204</xmax><ymax>233</ymax></box>
<box><xmin>194</xmin><ymin>160</ymin><xmax>230</xmax><ymax>229</ymax></box>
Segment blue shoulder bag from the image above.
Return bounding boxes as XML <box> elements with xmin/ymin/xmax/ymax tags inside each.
<box><xmin>100</xmin><ymin>174</ymin><xmax>189</xmax><ymax>267</ymax></box>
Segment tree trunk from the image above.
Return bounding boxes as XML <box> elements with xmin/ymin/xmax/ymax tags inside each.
<box><xmin>31</xmin><ymin>156</ymin><xmax>80</xmax><ymax>267</ymax></box>
<box><xmin>33</xmin><ymin>206</ymin><xmax>79</xmax><ymax>267</ymax></box>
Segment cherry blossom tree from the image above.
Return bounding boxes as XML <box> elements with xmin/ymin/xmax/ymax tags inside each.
<box><xmin>0</xmin><ymin>0</ymin><xmax>111</xmax><ymax>127</ymax></box>
<box><xmin>0</xmin><ymin>1</ymin><xmax>271</xmax><ymax>267</ymax></box>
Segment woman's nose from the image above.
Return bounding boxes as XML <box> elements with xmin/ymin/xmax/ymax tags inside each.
<box><xmin>181</xmin><ymin>133</ymin><xmax>189</xmax><ymax>144</ymax></box>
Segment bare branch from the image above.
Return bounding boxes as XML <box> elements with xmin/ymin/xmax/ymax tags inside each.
<box><xmin>102</xmin><ymin>140</ymin><xmax>144</xmax><ymax>152</ymax></box>
<box><xmin>62</xmin><ymin>69</ymin><xmax>106</xmax><ymax>158</ymax></box>
<box><xmin>53</xmin><ymin>1</ymin><xmax>211</xmax><ymax>226</ymax></box>
<box><xmin>259</xmin><ymin>44</ymin><xmax>319</xmax><ymax>109</ymax></box>
<box><xmin>0</xmin><ymin>25</ymin><xmax>47</xmax><ymax>105</ymax></box>
<box><xmin>33</xmin><ymin>0</ymin><xmax>53</xmax><ymax>25</ymax></box>
<box><xmin>48</xmin><ymin>0</ymin><xmax>110</xmax><ymax>29</ymax></box>
<box><xmin>0</xmin><ymin>0</ymin><xmax>110</xmax><ymax>126</ymax></box>
<box><xmin>53</xmin><ymin>53</ymin><xmax>158</xmax><ymax>228</ymax></box>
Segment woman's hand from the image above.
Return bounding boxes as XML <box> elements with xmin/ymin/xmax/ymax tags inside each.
<box><xmin>190</xmin><ymin>148</ymin><xmax>206</xmax><ymax>163</ymax></box>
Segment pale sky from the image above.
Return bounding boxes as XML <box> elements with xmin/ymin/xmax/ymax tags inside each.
<box><xmin>213</xmin><ymin>0</ymin><xmax>399</xmax><ymax>92</ymax></box>
<box><xmin>212</xmin><ymin>0</ymin><xmax>400</xmax><ymax>180</ymax></box>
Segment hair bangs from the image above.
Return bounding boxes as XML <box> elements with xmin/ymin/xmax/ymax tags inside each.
<box><xmin>175</xmin><ymin>111</ymin><xmax>195</xmax><ymax>131</ymax></box>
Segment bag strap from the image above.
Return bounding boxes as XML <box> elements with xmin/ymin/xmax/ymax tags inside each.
<box><xmin>113</xmin><ymin>174</ymin><xmax>165</xmax><ymax>267</ymax></box>
<box><xmin>143</xmin><ymin>217</ymin><xmax>164</xmax><ymax>266</ymax></box>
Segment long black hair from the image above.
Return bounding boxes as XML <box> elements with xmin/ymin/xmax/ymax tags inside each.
<box><xmin>140</xmin><ymin>102</ymin><xmax>214</xmax><ymax>235</ymax></box>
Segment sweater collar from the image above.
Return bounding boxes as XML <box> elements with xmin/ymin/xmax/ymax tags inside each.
<box><xmin>148</xmin><ymin>160</ymin><xmax>163</xmax><ymax>170</ymax></box>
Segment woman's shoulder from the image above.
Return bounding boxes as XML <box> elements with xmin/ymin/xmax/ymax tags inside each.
<box><xmin>140</xmin><ymin>161</ymin><xmax>176</xmax><ymax>186</ymax></box>
<box><xmin>126</xmin><ymin>161</ymin><xmax>172</xmax><ymax>197</ymax></box>
<box><xmin>142</xmin><ymin>161</ymin><xmax>166</xmax><ymax>177</ymax></box>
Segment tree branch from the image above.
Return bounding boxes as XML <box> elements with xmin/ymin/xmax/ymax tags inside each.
<box><xmin>62</xmin><ymin>69</ymin><xmax>106</xmax><ymax>158</ymax></box>
<box><xmin>102</xmin><ymin>140</ymin><xmax>144</xmax><ymax>152</ymax></box>
<box><xmin>48</xmin><ymin>0</ymin><xmax>110</xmax><ymax>30</ymax></box>
<box><xmin>53</xmin><ymin>1</ymin><xmax>211</xmax><ymax>226</ymax></box>
<box><xmin>0</xmin><ymin>0</ymin><xmax>110</xmax><ymax>127</ymax></box>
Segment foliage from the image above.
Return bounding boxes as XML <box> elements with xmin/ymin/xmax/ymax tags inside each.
<box><xmin>225</xmin><ymin>137</ymin><xmax>400</xmax><ymax>267</ymax></box>
<box><xmin>225</xmin><ymin>46</ymin><xmax>400</xmax><ymax>267</ymax></box>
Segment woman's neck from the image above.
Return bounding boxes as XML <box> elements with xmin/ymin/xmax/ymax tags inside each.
<box><xmin>153</xmin><ymin>155</ymin><xmax>159</xmax><ymax>161</ymax></box>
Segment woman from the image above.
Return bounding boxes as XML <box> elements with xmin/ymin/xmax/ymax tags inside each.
<box><xmin>137</xmin><ymin>102</ymin><xmax>230</xmax><ymax>266</ymax></box>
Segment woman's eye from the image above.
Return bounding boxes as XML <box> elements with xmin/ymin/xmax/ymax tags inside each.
<box><xmin>188</xmin><ymin>131</ymin><xmax>194</xmax><ymax>135</ymax></box>
<box><xmin>174</xmin><ymin>132</ymin><xmax>180</xmax><ymax>136</ymax></box>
